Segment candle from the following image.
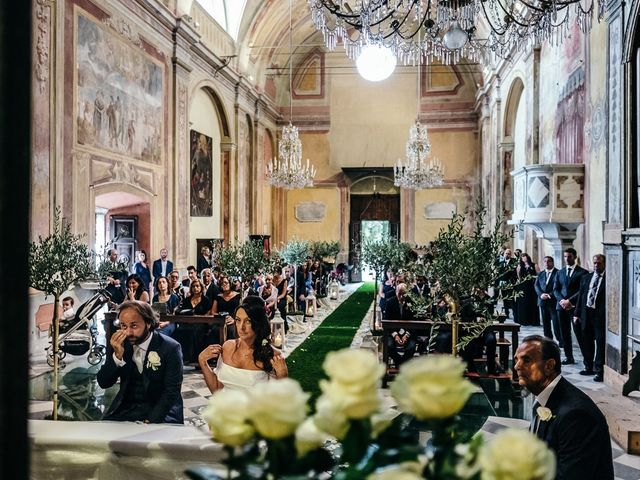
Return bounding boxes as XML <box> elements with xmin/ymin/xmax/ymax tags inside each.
<box><xmin>273</xmin><ymin>333</ymin><xmax>283</xmax><ymax>348</ymax></box>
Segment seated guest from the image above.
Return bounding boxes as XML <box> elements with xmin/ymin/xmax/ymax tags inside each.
<box><xmin>210</xmin><ymin>275</ymin><xmax>241</xmax><ymax>340</ymax></box>
<box><xmin>168</xmin><ymin>270</ymin><xmax>183</xmax><ymax>300</ymax></box>
<box><xmin>258</xmin><ymin>274</ymin><xmax>278</xmax><ymax>319</ymax></box>
<box><xmin>198</xmin><ymin>296</ymin><xmax>288</xmax><ymax>393</ymax></box>
<box><xmin>383</xmin><ymin>283</ymin><xmax>417</xmax><ymax>367</ymax></box>
<box><xmin>125</xmin><ymin>274</ymin><xmax>150</xmax><ymax>303</ymax></box>
<box><xmin>514</xmin><ymin>335</ymin><xmax>614</xmax><ymax>480</ymax></box>
<box><xmin>104</xmin><ymin>248</ymin><xmax>127</xmax><ymax>307</ymax></box>
<box><xmin>202</xmin><ymin>268</ymin><xmax>220</xmax><ymax>301</ymax></box>
<box><xmin>273</xmin><ymin>271</ymin><xmax>289</xmax><ymax>327</ymax></box>
<box><xmin>177</xmin><ymin>279</ymin><xmax>212</xmax><ymax>315</ymax></box>
<box><xmin>181</xmin><ymin>265</ymin><xmax>199</xmax><ymax>297</ymax></box>
<box><xmin>152</xmin><ymin>276</ymin><xmax>180</xmax><ymax>336</ymax></box>
<box><xmin>459</xmin><ymin>290</ymin><xmax>498</xmax><ymax>375</ymax></box>
<box><xmin>97</xmin><ymin>301</ymin><xmax>184</xmax><ymax>423</ymax></box>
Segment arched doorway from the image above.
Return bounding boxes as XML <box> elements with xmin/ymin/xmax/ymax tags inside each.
<box><xmin>94</xmin><ymin>190</ymin><xmax>150</xmax><ymax>270</ymax></box>
<box><xmin>347</xmin><ymin>171</ymin><xmax>400</xmax><ymax>282</ymax></box>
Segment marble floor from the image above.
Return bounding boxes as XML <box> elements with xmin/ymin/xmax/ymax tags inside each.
<box><xmin>28</xmin><ymin>286</ymin><xmax>640</xmax><ymax>479</ymax></box>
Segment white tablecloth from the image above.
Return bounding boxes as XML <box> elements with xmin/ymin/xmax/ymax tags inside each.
<box><xmin>29</xmin><ymin>420</ymin><xmax>226</xmax><ymax>480</ymax></box>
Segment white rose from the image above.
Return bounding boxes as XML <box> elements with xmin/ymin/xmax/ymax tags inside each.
<box><xmin>202</xmin><ymin>389</ymin><xmax>254</xmax><ymax>447</ymax></box>
<box><xmin>479</xmin><ymin>428</ymin><xmax>556</xmax><ymax>480</ymax></box>
<box><xmin>248</xmin><ymin>378</ymin><xmax>309</xmax><ymax>440</ymax></box>
<box><xmin>295</xmin><ymin>417</ymin><xmax>329</xmax><ymax>457</ymax></box>
<box><xmin>146</xmin><ymin>351</ymin><xmax>161</xmax><ymax>370</ymax></box>
<box><xmin>323</xmin><ymin>348</ymin><xmax>385</xmax><ymax>389</ymax></box>
<box><xmin>390</xmin><ymin>355</ymin><xmax>475</xmax><ymax>420</ymax></box>
<box><xmin>319</xmin><ymin>379</ymin><xmax>381</xmax><ymax>419</ymax></box>
<box><xmin>537</xmin><ymin>406</ymin><xmax>553</xmax><ymax>421</ymax></box>
<box><xmin>367</xmin><ymin>461</ymin><xmax>425</xmax><ymax>480</ymax></box>
<box><xmin>313</xmin><ymin>395</ymin><xmax>349</xmax><ymax>440</ymax></box>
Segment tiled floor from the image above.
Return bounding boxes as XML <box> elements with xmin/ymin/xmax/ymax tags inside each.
<box><xmin>28</xmin><ymin>288</ymin><xmax>640</xmax><ymax>479</ymax></box>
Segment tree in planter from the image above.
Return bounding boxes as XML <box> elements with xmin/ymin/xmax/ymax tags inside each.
<box><xmin>28</xmin><ymin>208</ymin><xmax>96</xmax><ymax>420</ymax></box>
<box><xmin>426</xmin><ymin>198</ymin><xmax>525</xmax><ymax>352</ymax></box>
<box><xmin>360</xmin><ymin>237</ymin><xmax>415</xmax><ymax>320</ymax></box>
<box><xmin>277</xmin><ymin>239</ymin><xmax>309</xmax><ymax>315</ymax></box>
<box><xmin>217</xmin><ymin>239</ymin><xmax>272</xmax><ymax>299</ymax></box>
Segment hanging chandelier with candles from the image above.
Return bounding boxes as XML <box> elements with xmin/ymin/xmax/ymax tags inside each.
<box><xmin>267</xmin><ymin>0</ymin><xmax>316</xmax><ymax>190</ymax></box>
<box><xmin>307</xmin><ymin>0</ymin><xmax>607</xmax><ymax>65</ymax></box>
<box><xmin>267</xmin><ymin>123</ymin><xmax>316</xmax><ymax>189</ymax></box>
<box><xmin>394</xmin><ymin>120</ymin><xmax>444</xmax><ymax>189</ymax></box>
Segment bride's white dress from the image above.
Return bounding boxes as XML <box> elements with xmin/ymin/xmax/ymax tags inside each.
<box><xmin>214</xmin><ymin>356</ymin><xmax>270</xmax><ymax>393</ymax></box>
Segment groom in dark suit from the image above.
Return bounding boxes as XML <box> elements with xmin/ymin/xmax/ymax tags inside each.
<box><xmin>97</xmin><ymin>301</ymin><xmax>184</xmax><ymax>423</ymax></box>
<box><xmin>574</xmin><ymin>254</ymin><xmax>607</xmax><ymax>382</ymax></box>
<box><xmin>553</xmin><ymin>247</ymin><xmax>588</xmax><ymax>365</ymax></box>
<box><xmin>514</xmin><ymin>335</ymin><xmax>613</xmax><ymax>480</ymax></box>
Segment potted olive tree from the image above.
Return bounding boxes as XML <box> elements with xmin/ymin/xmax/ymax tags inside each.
<box><xmin>217</xmin><ymin>239</ymin><xmax>272</xmax><ymax>299</ymax></box>
<box><xmin>28</xmin><ymin>209</ymin><xmax>95</xmax><ymax>420</ymax></box>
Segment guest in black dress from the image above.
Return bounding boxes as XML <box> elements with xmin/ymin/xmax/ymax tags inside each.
<box><xmin>210</xmin><ymin>275</ymin><xmax>241</xmax><ymax>340</ymax></box>
<box><xmin>515</xmin><ymin>253</ymin><xmax>539</xmax><ymax>326</ymax></box>
<box><xmin>174</xmin><ymin>279</ymin><xmax>212</xmax><ymax>363</ymax></box>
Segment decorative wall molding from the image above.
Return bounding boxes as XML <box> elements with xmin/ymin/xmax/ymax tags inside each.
<box><xmin>35</xmin><ymin>0</ymin><xmax>51</xmax><ymax>92</ymax></box>
<box><xmin>102</xmin><ymin>14</ymin><xmax>142</xmax><ymax>48</ymax></box>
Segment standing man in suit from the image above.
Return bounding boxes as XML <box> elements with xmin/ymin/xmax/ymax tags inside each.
<box><xmin>553</xmin><ymin>247</ymin><xmax>588</xmax><ymax>365</ymax></box>
<box><xmin>574</xmin><ymin>254</ymin><xmax>607</xmax><ymax>382</ymax></box>
<box><xmin>152</xmin><ymin>248</ymin><xmax>174</xmax><ymax>286</ymax></box>
<box><xmin>514</xmin><ymin>335</ymin><xmax>614</xmax><ymax>480</ymax></box>
<box><xmin>535</xmin><ymin>256</ymin><xmax>561</xmax><ymax>343</ymax></box>
<box><xmin>104</xmin><ymin>248</ymin><xmax>127</xmax><ymax>307</ymax></box>
<box><xmin>197</xmin><ymin>245</ymin><xmax>212</xmax><ymax>274</ymax></box>
<box><xmin>97</xmin><ymin>300</ymin><xmax>184</xmax><ymax>423</ymax></box>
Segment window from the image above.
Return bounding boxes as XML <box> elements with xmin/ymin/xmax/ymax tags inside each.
<box><xmin>196</xmin><ymin>0</ymin><xmax>247</xmax><ymax>40</ymax></box>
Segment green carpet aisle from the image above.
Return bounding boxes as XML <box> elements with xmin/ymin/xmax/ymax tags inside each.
<box><xmin>287</xmin><ymin>282</ymin><xmax>375</xmax><ymax>402</ymax></box>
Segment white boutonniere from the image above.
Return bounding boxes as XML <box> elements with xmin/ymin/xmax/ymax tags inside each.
<box><xmin>146</xmin><ymin>351</ymin><xmax>161</xmax><ymax>371</ymax></box>
<box><xmin>537</xmin><ymin>406</ymin><xmax>554</xmax><ymax>421</ymax></box>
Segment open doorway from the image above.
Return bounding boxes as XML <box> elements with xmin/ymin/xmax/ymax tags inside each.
<box><xmin>360</xmin><ymin>220</ymin><xmax>390</xmax><ymax>280</ymax></box>
<box><xmin>94</xmin><ymin>191</ymin><xmax>150</xmax><ymax>271</ymax></box>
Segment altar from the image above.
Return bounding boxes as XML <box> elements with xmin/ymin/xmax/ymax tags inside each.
<box><xmin>29</xmin><ymin>420</ymin><xmax>225</xmax><ymax>480</ymax></box>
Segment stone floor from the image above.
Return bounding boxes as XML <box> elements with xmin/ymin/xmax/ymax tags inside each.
<box><xmin>28</xmin><ymin>286</ymin><xmax>640</xmax><ymax>479</ymax></box>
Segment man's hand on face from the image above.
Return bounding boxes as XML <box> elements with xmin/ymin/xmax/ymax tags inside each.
<box><xmin>110</xmin><ymin>329</ymin><xmax>127</xmax><ymax>360</ymax></box>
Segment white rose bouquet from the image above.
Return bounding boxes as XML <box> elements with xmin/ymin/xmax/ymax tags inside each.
<box><xmin>190</xmin><ymin>349</ymin><xmax>556</xmax><ymax>480</ymax></box>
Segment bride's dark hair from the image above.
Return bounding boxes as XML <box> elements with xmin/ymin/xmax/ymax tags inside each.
<box><xmin>234</xmin><ymin>295</ymin><xmax>274</xmax><ymax>374</ymax></box>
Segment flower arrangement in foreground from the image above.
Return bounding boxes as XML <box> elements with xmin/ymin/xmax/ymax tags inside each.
<box><xmin>189</xmin><ymin>350</ymin><xmax>556</xmax><ymax>480</ymax></box>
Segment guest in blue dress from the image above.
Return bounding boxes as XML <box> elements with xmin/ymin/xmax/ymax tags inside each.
<box><xmin>133</xmin><ymin>250</ymin><xmax>152</xmax><ymax>294</ymax></box>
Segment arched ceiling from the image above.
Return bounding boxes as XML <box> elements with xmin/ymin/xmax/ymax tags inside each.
<box><xmin>232</xmin><ymin>1</ymin><xmax>484</xmax><ymax>107</ymax></box>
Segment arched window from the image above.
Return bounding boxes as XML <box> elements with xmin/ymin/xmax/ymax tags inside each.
<box><xmin>196</xmin><ymin>0</ymin><xmax>247</xmax><ymax>40</ymax></box>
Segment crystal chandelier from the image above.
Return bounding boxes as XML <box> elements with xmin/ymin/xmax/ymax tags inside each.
<box><xmin>267</xmin><ymin>123</ymin><xmax>316</xmax><ymax>189</ymax></box>
<box><xmin>395</xmin><ymin>30</ymin><xmax>444</xmax><ymax>190</ymax></box>
<box><xmin>307</xmin><ymin>0</ymin><xmax>607</xmax><ymax>65</ymax></box>
<box><xmin>267</xmin><ymin>0</ymin><xmax>316</xmax><ymax>190</ymax></box>
<box><xmin>394</xmin><ymin>120</ymin><xmax>444</xmax><ymax>189</ymax></box>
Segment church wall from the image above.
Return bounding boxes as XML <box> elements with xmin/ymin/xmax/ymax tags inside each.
<box><xmin>284</xmin><ymin>187</ymin><xmax>341</xmax><ymax>243</ymax></box>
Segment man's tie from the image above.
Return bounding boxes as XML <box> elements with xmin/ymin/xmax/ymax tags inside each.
<box><xmin>567</xmin><ymin>267</ymin><xmax>573</xmax><ymax>278</ymax></box>
<box><xmin>586</xmin><ymin>274</ymin><xmax>601</xmax><ymax>309</ymax></box>
<box><xmin>545</xmin><ymin>271</ymin><xmax>551</xmax><ymax>285</ymax></box>
<box><xmin>133</xmin><ymin>347</ymin><xmax>145</xmax><ymax>373</ymax></box>
<box><xmin>530</xmin><ymin>400</ymin><xmax>541</xmax><ymax>434</ymax></box>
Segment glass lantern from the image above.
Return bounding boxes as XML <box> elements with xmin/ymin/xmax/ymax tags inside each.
<box><xmin>328</xmin><ymin>279</ymin><xmax>340</xmax><ymax>300</ymax></box>
<box><xmin>305</xmin><ymin>290</ymin><xmax>317</xmax><ymax>319</ymax></box>
<box><xmin>270</xmin><ymin>317</ymin><xmax>285</xmax><ymax>350</ymax></box>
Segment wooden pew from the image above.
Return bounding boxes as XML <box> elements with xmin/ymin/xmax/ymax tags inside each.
<box><xmin>381</xmin><ymin>319</ymin><xmax>520</xmax><ymax>386</ymax></box>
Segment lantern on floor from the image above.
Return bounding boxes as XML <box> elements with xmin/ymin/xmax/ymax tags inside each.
<box><xmin>305</xmin><ymin>290</ymin><xmax>317</xmax><ymax>318</ymax></box>
<box><xmin>328</xmin><ymin>279</ymin><xmax>340</xmax><ymax>300</ymax></box>
<box><xmin>270</xmin><ymin>318</ymin><xmax>285</xmax><ymax>349</ymax></box>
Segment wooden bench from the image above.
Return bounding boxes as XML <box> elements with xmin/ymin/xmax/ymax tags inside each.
<box><xmin>381</xmin><ymin>319</ymin><xmax>520</xmax><ymax>386</ymax></box>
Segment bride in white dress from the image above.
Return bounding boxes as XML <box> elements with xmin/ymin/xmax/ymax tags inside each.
<box><xmin>198</xmin><ymin>295</ymin><xmax>288</xmax><ymax>393</ymax></box>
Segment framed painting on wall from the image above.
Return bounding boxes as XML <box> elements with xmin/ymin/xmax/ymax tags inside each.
<box><xmin>190</xmin><ymin>130</ymin><xmax>213</xmax><ymax>216</ymax></box>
